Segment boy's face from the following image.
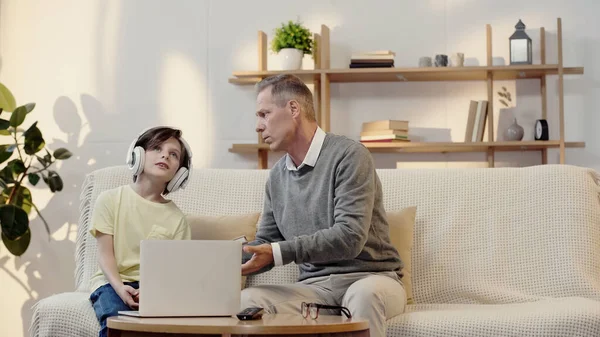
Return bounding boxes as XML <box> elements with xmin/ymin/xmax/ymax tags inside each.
<box><xmin>143</xmin><ymin>137</ymin><xmax>183</xmax><ymax>183</ymax></box>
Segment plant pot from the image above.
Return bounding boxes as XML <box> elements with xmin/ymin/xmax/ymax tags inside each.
<box><xmin>279</xmin><ymin>48</ymin><xmax>303</xmax><ymax>70</ymax></box>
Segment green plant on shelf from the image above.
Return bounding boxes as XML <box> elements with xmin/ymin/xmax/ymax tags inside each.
<box><xmin>271</xmin><ymin>20</ymin><xmax>314</xmax><ymax>56</ymax></box>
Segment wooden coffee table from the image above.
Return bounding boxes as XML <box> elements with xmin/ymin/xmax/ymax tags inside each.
<box><xmin>107</xmin><ymin>313</ymin><xmax>369</xmax><ymax>336</ymax></box>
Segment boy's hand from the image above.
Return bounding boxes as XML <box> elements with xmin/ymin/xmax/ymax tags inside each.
<box><xmin>241</xmin><ymin>244</ymin><xmax>274</xmax><ymax>275</ymax></box>
<box><xmin>118</xmin><ymin>284</ymin><xmax>139</xmax><ymax>309</ymax></box>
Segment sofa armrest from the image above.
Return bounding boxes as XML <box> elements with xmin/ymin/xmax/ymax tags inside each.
<box><xmin>30</xmin><ymin>291</ymin><xmax>99</xmax><ymax>337</ymax></box>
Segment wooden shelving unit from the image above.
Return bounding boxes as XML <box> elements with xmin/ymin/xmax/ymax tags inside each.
<box><xmin>228</xmin><ymin>18</ymin><xmax>585</xmax><ymax>169</ymax></box>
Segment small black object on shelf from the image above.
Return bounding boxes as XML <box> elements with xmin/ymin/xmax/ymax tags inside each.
<box><xmin>535</xmin><ymin>119</ymin><xmax>549</xmax><ymax>140</ymax></box>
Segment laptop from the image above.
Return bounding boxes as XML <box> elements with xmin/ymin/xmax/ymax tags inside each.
<box><xmin>119</xmin><ymin>239</ymin><xmax>242</xmax><ymax>317</ymax></box>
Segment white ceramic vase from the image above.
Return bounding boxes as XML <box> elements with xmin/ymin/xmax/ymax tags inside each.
<box><xmin>504</xmin><ymin>118</ymin><xmax>524</xmax><ymax>141</ymax></box>
<box><xmin>279</xmin><ymin>48</ymin><xmax>303</xmax><ymax>70</ymax></box>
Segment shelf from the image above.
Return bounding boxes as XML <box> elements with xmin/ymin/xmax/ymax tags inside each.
<box><xmin>228</xmin><ymin>143</ymin><xmax>272</xmax><ymax>153</ymax></box>
<box><xmin>328</xmin><ymin>65</ymin><xmax>582</xmax><ymax>83</ymax></box>
<box><xmin>229</xmin><ymin>70</ymin><xmax>322</xmax><ymax>84</ymax></box>
<box><xmin>229</xmin><ymin>18</ymin><xmax>585</xmax><ymax>168</ymax></box>
<box><xmin>229</xmin><ymin>65</ymin><xmax>583</xmax><ymax>84</ymax></box>
<box><xmin>364</xmin><ymin>140</ymin><xmax>585</xmax><ymax>153</ymax></box>
<box><xmin>229</xmin><ymin>141</ymin><xmax>585</xmax><ymax>154</ymax></box>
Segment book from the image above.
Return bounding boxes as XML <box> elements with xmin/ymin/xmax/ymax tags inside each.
<box><xmin>464</xmin><ymin>100</ymin><xmax>479</xmax><ymax>142</ymax></box>
<box><xmin>360</xmin><ymin>129</ymin><xmax>409</xmax><ymax>137</ymax></box>
<box><xmin>472</xmin><ymin>100</ymin><xmax>488</xmax><ymax>142</ymax></box>
<box><xmin>360</xmin><ymin>139</ymin><xmax>409</xmax><ymax>143</ymax></box>
<box><xmin>350</xmin><ymin>59</ymin><xmax>395</xmax><ymax>64</ymax></box>
<box><xmin>362</xmin><ymin>120</ymin><xmax>409</xmax><ymax>132</ymax></box>
<box><xmin>360</xmin><ymin>134</ymin><xmax>409</xmax><ymax>141</ymax></box>
<box><xmin>350</xmin><ymin>63</ymin><xmax>394</xmax><ymax>68</ymax></box>
<box><xmin>350</xmin><ymin>54</ymin><xmax>395</xmax><ymax>60</ymax></box>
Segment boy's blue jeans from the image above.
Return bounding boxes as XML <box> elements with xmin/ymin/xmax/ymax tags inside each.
<box><xmin>89</xmin><ymin>281</ymin><xmax>139</xmax><ymax>337</ymax></box>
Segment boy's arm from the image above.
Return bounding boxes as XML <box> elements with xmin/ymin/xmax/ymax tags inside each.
<box><xmin>90</xmin><ymin>191</ymin><xmax>138</xmax><ymax>308</ymax></box>
<box><xmin>96</xmin><ymin>231</ymin><xmax>139</xmax><ymax>308</ymax></box>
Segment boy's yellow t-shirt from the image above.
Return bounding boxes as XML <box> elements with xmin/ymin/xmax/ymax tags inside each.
<box><xmin>89</xmin><ymin>185</ymin><xmax>191</xmax><ymax>293</ymax></box>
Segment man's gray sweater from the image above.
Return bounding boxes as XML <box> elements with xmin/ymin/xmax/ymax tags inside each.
<box><xmin>244</xmin><ymin>133</ymin><xmax>404</xmax><ymax>281</ymax></box>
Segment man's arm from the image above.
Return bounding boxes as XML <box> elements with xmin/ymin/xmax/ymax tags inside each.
<box><xmin>277</xmin><ymin>144</ymin><xmax>375</xmax><ymax>265</ymax></box>
<box><xmin>241</xmin><ymin>177</ymin><xmax>285</xmax><ymax>275</ymax></box>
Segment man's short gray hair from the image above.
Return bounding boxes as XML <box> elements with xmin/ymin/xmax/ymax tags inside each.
<box><xmin>255</xmin><ymin>74</ymin><xmax>316</xmax><ymax>122</ymax></box>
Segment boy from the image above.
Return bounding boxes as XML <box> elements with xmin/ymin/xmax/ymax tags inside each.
<box><xmin>88</xmin><ymin>126</ymin><xmax>193</xmax><ymax>337</ymax></box>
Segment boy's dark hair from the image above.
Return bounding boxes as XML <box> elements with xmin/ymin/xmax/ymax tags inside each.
<box><xmin>133</xmin><ymin>126</ymin><xmax>191</xmax><ymax>193</ymax></box>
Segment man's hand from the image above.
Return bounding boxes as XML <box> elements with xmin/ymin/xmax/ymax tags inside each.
<box><xmin>117</xmin><ymin>284</ymin><xmax>139</xmax><ymax>309</ymax></box>
<box><xmin>241</xmin><ymin>244</ymin><xmax>274</xmax><ymax>275</ymax></box>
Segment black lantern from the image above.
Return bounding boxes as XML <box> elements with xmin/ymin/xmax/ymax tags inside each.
<box><xmin>509</xmin><ymin>19</ymin><xmax>532</xmax><ymax>65</ymax></box>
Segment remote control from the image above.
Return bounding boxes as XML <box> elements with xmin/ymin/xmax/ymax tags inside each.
<box><xmin>236</xmin><ymin>307</ymin><xmax>264</xmax><ymax>320</ymax></box>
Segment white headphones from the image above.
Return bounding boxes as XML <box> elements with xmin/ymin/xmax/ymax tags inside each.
<box><xmin>126</xmin><ymin>127</ymin><xmax>193</xmax><ymax>194</ymax></box>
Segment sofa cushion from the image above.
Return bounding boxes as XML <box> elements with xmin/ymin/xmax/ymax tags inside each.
<box><xmin>30</xmin><ymin>291</ymin><xmax>100</xmax><ymax>337</ymax></box>
<box><xmin>187</xmin><ymin>212</ymin><xmax>260</xmax><ymax>241</ymax></box>
<box><xmin>387</xmin><ymin>297</ymin><xmax>600</xmax><ymax>337</ymax></box>
<box><xmin>378</xmin><ymin>165</ymin><xmax>600</xmax><ymax>305</ymax></box>
<box><xmin>387</xmin><ymin>206</ymin><xmax>417</xmax><ymax>304</ymax></box>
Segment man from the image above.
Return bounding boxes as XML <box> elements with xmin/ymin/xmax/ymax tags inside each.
<box><xmin>241</xmin><ymin>74</ymin><xmax>406</xmax><ymax>337</ymax></box>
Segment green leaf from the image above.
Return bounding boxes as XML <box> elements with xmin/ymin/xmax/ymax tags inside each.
<box><xmin>7</xmin><ymin>159</ymin><xmax>26</xmax><ymax>176</ymax></box>
<box><xmin>0</xmin><ymin>178</ymin><xmax>6</xmax><ymax>190</ymax></box>
<box><xmin>2</xmin><ymin>229</ymin><xmax>31</xmax><ymax>256</ymax></box>
<box><xmin>53</xmin><ymin>148</ymin><xmax>72</xmax><ymax>160</ymax></box>
<box><xmin>3</xmin><ymin>185</ymin><xmax>33</xmax><ymax>214</ymax></box>
<box><xmin>46</xmin><ymin>170</ymin><xmax>63</xmax><ymax>192</ymax></box>
<box><xmin>0</xmin><ymin>204</ymin><xmax>29</xmax><ymax>240</ymax></box>
<box><xmin>44</xmin><ymin>149</ymin><xmax>52</xmax><ymax>163</ymax></box>
<box><xmin>0</xmin><ymin>118</ymin><xmax>9</xmax><ymax>130</ymax></box>
<box><xmin>23</xmin><ymin>122</ymin><xmax>45</xmax><ymax>155</ymax></box>
<box><xmin>0</xmin><ymin>82</ymin><xmax>16</xmax><ymax>113</ymax></box>
<box><xmin>0</xmin><ymin>130</ymin><xmax>11</xmax><ymax>136</ymax></box>
<box><xmin>0</xmin><ymin>166</ymin><xmax>15</xmax><ymax>184</ymax></box>
<box><xmin>9</xmin><ymin>105</ymin><xmax>28</xmax><ymax>127</ymax></box>
<box><xmin>28</xmin><ymin>173</ymin><xmax>40</xmax><ymax>186</ymax></box>
<box><xmin>0</xmin><ymin>145</ymin><xmax>13</xmax><ymax>165</ymax></box>
<box><xmin>23</xmin><ymin>103</ymin><xmax>35</xmax><ymax>113</ymax></box>
<box><xmin>36</xmin><ymin>155</ymin><xmax>47</xmax><ymax>166</ymax></box>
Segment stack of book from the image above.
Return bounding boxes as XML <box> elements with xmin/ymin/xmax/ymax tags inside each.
<box><xmin>359</xmin><ymin>120</ymin><xmax>410</xmax><ymax>143</ymax></box>
<box><xmin>350</xmin><ymin>50</ymin><xmax>395</xmax><ymax>68</ymax></box>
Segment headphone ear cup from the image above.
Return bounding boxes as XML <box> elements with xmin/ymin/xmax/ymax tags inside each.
<box><xmin>129</xmin><ymin>146</ymin><xmax>145</xmax><ymax>178</ymax></box>
<box><xmin>166</xmin><ymin>167</ymin><xmax>189</xmax><ymax>193</ymax></box>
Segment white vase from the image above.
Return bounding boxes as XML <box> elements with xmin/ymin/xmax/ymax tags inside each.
<box><xmin>279</xmin><ymin>48</ymin><xmax>303</xmax><ymax>70</ymax></box>
<box><xmin>504</xmin><ymin>118</ymin><xmax>524</xmax><ymax>141</ymax></box>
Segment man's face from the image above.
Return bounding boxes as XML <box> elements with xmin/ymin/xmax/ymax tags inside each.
<box><xmin>255</xmin><ymin>87</ymin><xmax>296</xmax><ymax>151</ymax></box>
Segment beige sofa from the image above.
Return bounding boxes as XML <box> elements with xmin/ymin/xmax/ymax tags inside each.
<box><xmin>30</xmin><ymin>164</ymin><xmax>600</xmax><ymax>337</ymax></box>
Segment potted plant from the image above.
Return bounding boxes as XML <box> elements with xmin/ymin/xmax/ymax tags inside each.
<box><xmin>0</xmin><ymin>82</ymin><xmax>72</xmax><ymax>256</ymax></box>
<box><xmin>271</xmin><ymin>20</ymin><xmax>314</xmax><ymax>70</ymax></box>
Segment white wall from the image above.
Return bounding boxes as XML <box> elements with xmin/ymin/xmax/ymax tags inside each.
<box><xmin>1</xmin><ymin>0</ymin><xmax>599</xmax><ymax>336</ymax></box>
